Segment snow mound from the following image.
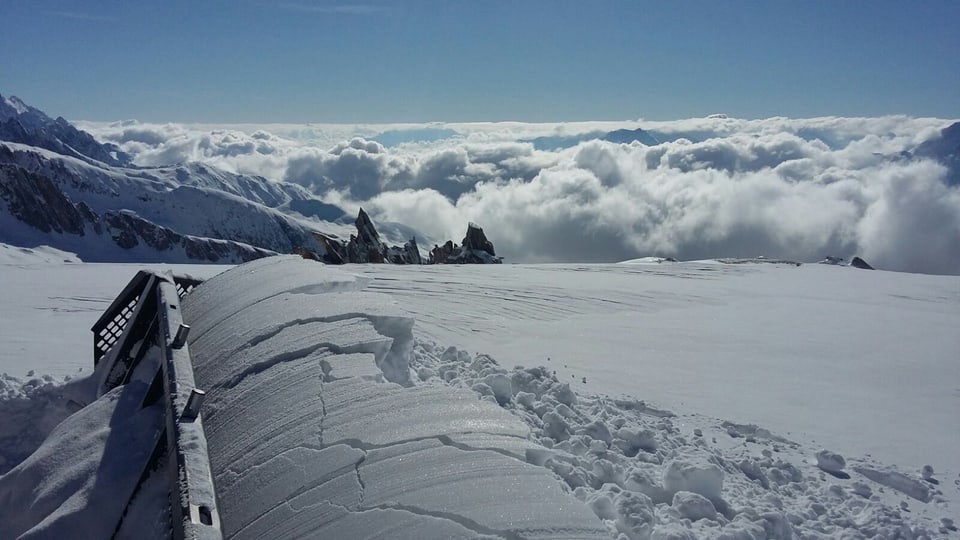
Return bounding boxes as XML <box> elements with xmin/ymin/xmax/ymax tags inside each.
<box><xmin>0</xmin><ymin>380</ymin><xmax>163</xmax><ymax>539</ymax></box>
<box><xmin>662</xmin><ymin>451</ymin><xmax>725</xmax><ymax>502</ymax></box>
<box><xmin>181</xmin><ymin>256</ymin><xmax>607</xmax><ymax>538</ymax></box>
<box><xmin>0</xmin><ymin>372</ymin><xmax>94</xmax><ymax>475</ymax></box>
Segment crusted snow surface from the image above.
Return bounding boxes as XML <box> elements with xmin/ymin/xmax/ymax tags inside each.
<box><xmin>182</xmin><ymin>256</ymin><xmax>607</xmax><ymax>539</ymax></box>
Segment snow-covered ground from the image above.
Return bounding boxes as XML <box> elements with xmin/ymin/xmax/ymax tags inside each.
<box><xmin>1</xmin><ymin>248</ymin><xmax>958</xmax><ymax>538</ymax></box>
<box><xmin>350</xmin><ymin>260</ymin><xmax>960</xmax><ymax>471</ymax></box>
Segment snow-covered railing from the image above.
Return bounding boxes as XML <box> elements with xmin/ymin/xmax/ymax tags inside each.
<box><xmin>92</xmin><ymin>271</ymin><xmax>202</xmax><ymax>368</ymax></box>
<box><xmin>92</xmin><ymin>271</ymin><xmax>220</xmax><ymax>540</ymax></box>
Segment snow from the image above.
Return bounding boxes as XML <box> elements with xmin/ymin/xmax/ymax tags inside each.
<box><xmin>0</xmin><ymin>253</ymin><xmax>958</xmax><ymax>538</ymax></box>
<box><xmin>0</xmin><ymin>245</ymin><xmax>228</xmax><ymax>378</ymax></box>
<box><xmin>182</xmin><ymin>256</ymin><xmax>607</xmax><ymax>538</ymax></box>
<box><xmin>816</xmin><ymin>449</ymin><xmax>848</xmax><ymax>474</ymax></box>
<box><xmin>0</xmin><ymin>380</ymin><xmax>163</xmax><ymax>538</ymax></box>
<box><xmin>349</xmin><ymin>261</ymin><xmax>960</xmax><ymax>470</ymax></box>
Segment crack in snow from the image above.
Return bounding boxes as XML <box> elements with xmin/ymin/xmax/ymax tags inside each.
<box><xmin>435</xmin><ymin>434</ymin><xmax>530</xmax><ymax>463</ymax></box>
<box><xmin>317</xmin><ymin>371</ymin><xmax>327</xmax><ymax>448</ymax></box>
<box><xmin>354</xmin><ymin>450</ymin><xmax>367</xmax><ymax>509</ymax></box>
<box><xmin>326</xmin><ymin>432</ymin><xmax>530</xmax><ymax>455</ymax></box>
<box><xmin>245</xmin><ymin>313</ymin><xmax>371</xmax><ymax>349</ymax></box>
<box><xmin>226</xmin><ymin>312</ymin><xmax>413</xmax><ymax>386</ymax></box>
<box><xmin>364</xmin><ymin>502</ymin><xmax>519</xmax><ymax>540</ymax></box>
<box><xmin>216</xmin><ymin>342</ymin><xmax>342</xmax><ymax>390</ymax></box>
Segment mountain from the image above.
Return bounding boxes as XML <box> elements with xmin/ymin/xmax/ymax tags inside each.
<box><xmin>914</xmin><ymin>121</ymin><xmax>960</xmax><ymax>186</ymax></box>
<box><xmin>0</xmin><ymin>94</ymin><xmax>132</xmax><ymax>168</ymax></box>
<box><xmin>0</xmin><ymin>94</ymin><xmax>352</xmax><ymax>263</ymax></box>
<box><xmin>527</xmin><ymin>127</ymin><xmax>660</xmax><ymax>151</ymax></box>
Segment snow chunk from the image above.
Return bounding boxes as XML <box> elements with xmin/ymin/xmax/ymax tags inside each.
<box><xmin>672</xmin><ymin>491</ymin><xmax>717</xmax><ymax>521</ymax></box>
<box><xmin>662</xmin><ymin>450</ymin><xmax>724</xmax><ymax>502</ymax></box>
<box><xmin>853</xmin><ymin>466</ymin><xmax>931</xmax><ymax>502</ymax></box>
<box><xmin>613</xmin><ymin>489</ymin><xmax>657</xmax><ymax>540</ymax></box>
<box><xmin>481</xmin><ymin>372</ymin><xmax>512</xmax><ymax>405</ymax></box>
<box><xmin>650</xmin><ymin>524</ymin><xmax>697</xmax><ymax>540</ymax></box>
<box><xmin>815</xmin><ymin>449</ymin><xmax>846</xmax><ymax>473</ymax></box>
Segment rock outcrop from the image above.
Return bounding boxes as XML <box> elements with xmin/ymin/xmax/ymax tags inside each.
<box><xmin>314</xmin><ymin>208</ymin><xmax>424</xmax><ymax>265</ymax></box>
<box><xmin>429</xmin><ymin>223</ymin><xmax>502</xmax><ymax>264</ymax></box>
<box><xmin>312</xmin><ymin>210</ymin><xmax>498</xmax><ymax>265</ymax></box>
<box><xmin>850</xmin><ymin>256</ymin><xmax>874</xmax><ymax>270</ymax></box>
<box><xmin>346</xmin><ymin>208</ymin><xmax>387</xmax><ymax>263</ymax></box>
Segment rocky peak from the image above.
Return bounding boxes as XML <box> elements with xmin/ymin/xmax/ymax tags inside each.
<box><xmin>429</xmin><ymin>223</ymin><xmax>502</xmax><ymax>264</ymax></box>
<box><xmin>312</xmin><ymin>210</ymin><xmax>498</xmax><ymax>265</ymax></box>
<box><xmin>462</xmin><ymin>222</ymin><xmax>496</xmax><ymax>256</ymax></box>
<box><xmin>849</xmin><ymin>256</ymin><xmax>874</xmax><ymax>270</ymax></box>
<box><xmin>344</xmin><ymin>207</ymin><xmax>387</xmax><ymax>263</ymax></box>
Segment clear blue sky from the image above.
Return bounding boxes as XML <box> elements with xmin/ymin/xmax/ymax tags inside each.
<box><xmin>1</xmin><ymin>0</ymin><xmax>957</xmax><ymax>123</ymax></box>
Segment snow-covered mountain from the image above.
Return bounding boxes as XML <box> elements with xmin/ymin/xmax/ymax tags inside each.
<box><xmin>0</xmin><ymin>94</ymin><xmax>132</xmax><ymax>168</ymax></box>
<box><xmin>0</xmin><ymin>93</ymin><xmax>353</xmax><ymax>263</ymax></box>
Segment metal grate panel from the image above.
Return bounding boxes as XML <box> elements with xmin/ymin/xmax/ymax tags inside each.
<box><xmin>94</xmin><ymin>295</ymin><xmax>139</xmax><ymax>362</ymax></box>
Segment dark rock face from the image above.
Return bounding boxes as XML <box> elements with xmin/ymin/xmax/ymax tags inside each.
<box><xmin>0</xmin><ymin>164</ymin><xmax>86</xmax><ymax>235</ymax></box>
<box><xmin>321</xmin><ymin>208</ymin><xmax>424</xmax><ymax>264</ymax></box>
<box><xmin>429</xmin><ymin>223</ymin><xmax>502</xmax><ymax>264</ymax></box>
<box><xmin>462</xmin><ymin>222</ymin><xmax>496</xmax><ymax>256</ymax></box>
<box><xmin>313</xmin><ymin>209</ymin><xmax>497</xmax><ymax>265</ymax></box>
<box><xmin>345</xmin><ymin>208</ymin><xmax>387</xmax><ymax>263</ymax></box>
<box><xmin>850</xmin><ymin>256</ymin><xmax>874</xmax><ymax>270</ymax></box>
<box><xmin>386</xmin><ymin>237</ymin><xmax>423</xmax><ymax>265</ymax></box>
<box><xmin>428</xmin><ymin>241</ymin><xmax>457</xmax><ymax>265</ymax></box>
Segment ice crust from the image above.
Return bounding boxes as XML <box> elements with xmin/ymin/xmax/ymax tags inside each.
<box><xmin>182</xmin><ymin>256</ymin><xmax>607</xmax><ymax>539</ymax></box>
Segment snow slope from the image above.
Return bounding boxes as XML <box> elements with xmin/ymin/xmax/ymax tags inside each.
<box><xmin>1</xmin><ymin>252</ymin><xmax>958</xmax><ymax>538</ymax></box>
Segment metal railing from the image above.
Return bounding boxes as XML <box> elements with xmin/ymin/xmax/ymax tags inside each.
<box><xmin>92</xmin><ymin>271</ymin><xmax>221</xmax><ymax>540</ymax></box>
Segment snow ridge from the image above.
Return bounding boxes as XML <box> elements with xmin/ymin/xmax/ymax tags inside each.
<box><xmin>180</xmin><ymin>256</ymin><xmax>608</xmax><ymax>538</ymax></box>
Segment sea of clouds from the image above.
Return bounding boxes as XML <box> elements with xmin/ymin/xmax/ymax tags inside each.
<box><xmin>77</xmin><ymin>116</ymin><xmax>960</xmax><ymax>274</ymax></box>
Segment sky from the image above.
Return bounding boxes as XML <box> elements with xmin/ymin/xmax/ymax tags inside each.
<box><xmin>1</xmin><ymin>0</ymin><xmax>958</xmax><ymax>123</ymax></box>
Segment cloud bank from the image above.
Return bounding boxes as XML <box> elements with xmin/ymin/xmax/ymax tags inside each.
<box><xmin>81</xmin><ymin>116</ymin><xmax>960</xmax><ymax>274</ymax></box>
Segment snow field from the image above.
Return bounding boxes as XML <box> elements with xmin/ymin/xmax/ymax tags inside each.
<box><xmin>1</xmin><ymin>251</ymin><xmax>958</xmax><ymax>538</ymax></box>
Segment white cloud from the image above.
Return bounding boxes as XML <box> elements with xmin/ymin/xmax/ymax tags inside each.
<box><xmin>79</xmin><ymin>116</ymin><xmax>960</xmax><ymax>274</ymax></box>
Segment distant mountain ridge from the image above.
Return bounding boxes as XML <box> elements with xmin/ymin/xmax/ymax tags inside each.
<box><xmin>0</xmin><ymin>93</ymin><xmax>502</xmax><ymax>264</ymax></box>
<box><xmin>526</xmin><ymin>127</ymin><xmax>661</xmax><ymax>150</ymax></box>
<box><xmin>0</xmin><ymin>94</ymin><xmax>133</xmax><ymax>168</ymax></box>
<box><xmin>0</xmin><ymin>93</ymin><xmax>349</xmax><ymax>263</ymax></box>
<box><xmin>914</xmin><ymin>121</ymin><xmax>960</xmax><ymax>186</ymax></box>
